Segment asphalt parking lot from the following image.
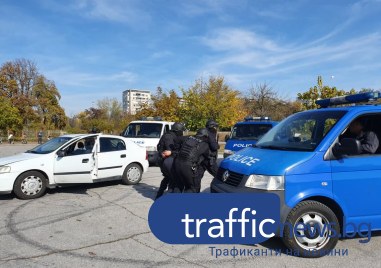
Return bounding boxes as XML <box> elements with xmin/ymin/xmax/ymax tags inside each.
<box><xmin>0</xmin><ymin>144</ymin><xmax>380</xmax><ymax>267</ymax></box>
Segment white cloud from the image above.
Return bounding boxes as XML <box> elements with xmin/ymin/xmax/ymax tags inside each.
<box><xmin>39</xmin><ymin>0</ymin><xmax>151</xmax><ymax>27</ymax></box>
<box><xmin>200</xmin><ymin>27</ymin><xmax>381</xmax><ymax>71</ymax></box>
<box><xmin>44</xmin><ymin>68</ymin><xmax>137</xmax><ymax>87</ymax></box>
<box><xmin>201</xmin><ymin>28</ymin><xmax>281</xmax><ymax>52</ymax></box>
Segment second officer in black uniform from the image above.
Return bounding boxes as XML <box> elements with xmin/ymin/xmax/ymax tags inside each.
<box><xmin>174</xmin><ymin>128</ymin><xmax>211</xmax><ymax>193</ymax></box>
<box><xmin>155</xmin><ymin>122</ymin><xmax>185</xmax><ymax>199</ymax></box>
<box><xmin>202</xmin><ymin>119</ymin><xmax>220</xmax><ymax>177</ymax></box>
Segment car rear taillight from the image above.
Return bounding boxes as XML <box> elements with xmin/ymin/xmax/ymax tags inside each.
<box><xmin>146</xmin><ymin>151</ymin><xmax>148</xmax><ymax>160</ymax></box>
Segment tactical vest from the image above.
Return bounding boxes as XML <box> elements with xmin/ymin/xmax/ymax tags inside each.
<box><xmin>178</xmin><ymin>136</ymin><xmax>203</xmax><ymax>163</ymax></box>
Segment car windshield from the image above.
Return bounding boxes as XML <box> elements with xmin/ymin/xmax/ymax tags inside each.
<box><xmin>256</xmin><ymin>110</ymin><xmax>347</xmax><ymax>151</ymax></box>
<box><xmin>122</xmin><ymin>123</ymin><xmax>163</xmax><ymax>138</ymax></box>
<box><xmin>231</xmin><ymin>124</ymin><xmax>273</xmax><ymax>140</ymax></box>
<box><xmin>26</xmin><ymin>137</ymin><xmax>73</xmax><ymax>154</ymax></box>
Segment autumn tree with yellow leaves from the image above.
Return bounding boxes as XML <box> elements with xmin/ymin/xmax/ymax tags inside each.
<box><xmin>297</xmin><ymin>76</ymin><xmax>356</xmax><ymax>110</ymax></box>
<box><xmin>180</xmin><ymin>76</ymin><xmax>246</xmax><ymax>130</ymax></box>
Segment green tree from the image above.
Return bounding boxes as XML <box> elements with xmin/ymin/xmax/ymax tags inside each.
<box><xmin>96</xmin><ymin>97</ymin><xmax>124</xmax><ymax>133</ymax></box>
<box><xmin>72</xmin><ymin>98</ymin><xmax>128</xmax><ymax>134</ymax></box>
<box><xmin>0</xmin><ymin>96</ymin><xmax>22</xmax><ymax>131</ymax></box>
<box><xmin>0</xmin><ymin>59</ymin><xmax>38</xmax><ymax>126</ymax></box>
<box><xmin>180</xmin><ymin>76</ymin><xmax>246</xmax><ymax>130</ymax></box>
<box><xmin>33</xmin><ymin>75</ymin><xmax>67</xmax><ymax>129</ymax></box>
<box><xmin>0</xmin><ymin>58</ymin><xmax>67</xmax><ymax>130</ymax></box>
<box><xmin>297</xmin><ymin>76</ymin><xmax>356</xmax><ymax>110</ymax></box>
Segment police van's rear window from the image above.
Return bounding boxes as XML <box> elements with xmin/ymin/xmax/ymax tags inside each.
<box><xmin>256</xmin><ymin>111</ymin><xmax>347</xmax><ymax>151</ymax></box>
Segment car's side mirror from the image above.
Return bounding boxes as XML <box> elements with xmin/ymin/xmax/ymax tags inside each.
<box><xmin>57</xmin><ymin>150</ymin><xmax>66</xmax><ymax>158</ymax></box>
<box><xmin>225</xmin><ymin>134</ymin><xmax>230</xmax><ymax>142</ymax></box>
<box><xmin>332</xmin><ymin>138</ymin><xmax>361</xmax><ymax>158</ymax></box>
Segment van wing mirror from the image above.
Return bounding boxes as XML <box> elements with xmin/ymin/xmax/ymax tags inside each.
<box><xmin>225</xmin><ymin>134</ymin><xmax>230</xmax><ymax>142</ymax></box>
<box><xmin>332</xmin><ymin>138</ymin><xmax>361</xmax><ymax>158</ymax></box>
<box><xmin>57</xmin><ymin>150</ymin><xmax>66</xmax><ymax>158</ymax></box>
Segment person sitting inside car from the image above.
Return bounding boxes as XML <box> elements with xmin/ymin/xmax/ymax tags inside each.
<box><xmin>340</xmin><ymin>119</ymin><xmax>379</xmax><ymax>154</ymax></box>
<box><xmin>73</xmin><ymin>141</ymin><xmax>86</xmax><ymax>154</ymax></box>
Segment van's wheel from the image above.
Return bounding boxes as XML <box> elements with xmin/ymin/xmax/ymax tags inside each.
<box><xmin>282</xmin><ymin>200</ymin><xmax>340</xmax><ymax>258</ymax></box>
<box><xmin>13</xmin><ymin>171</ymin><xmax>47</xmax><ymax>199</ymax></box>
<box><xmin>122</xmin><ymin>163</ymin><xmax>142</xmax><ymax>185</ymax></box>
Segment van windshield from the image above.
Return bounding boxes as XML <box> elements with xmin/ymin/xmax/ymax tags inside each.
<box><xmin>256</xmin><ymin>110</ymin><xmax>347</xmax><ymax>151</ymax></box>
<box><xmin>123</xmin><ymin>123</ymin><xmax>163</xmax><ymax>138</ymax></box>
<box><xmin>231</xmin><ymin>124</ymin><xmax>273</xmax><ymax>140</ymax></box>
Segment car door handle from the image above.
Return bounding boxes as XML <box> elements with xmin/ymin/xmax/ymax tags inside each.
<box><xmin>82</xmin><ymin>158</ymin><xmax>89</xmax><ymax>163</ymax></box>
<box><xmin>120</xmin><ymin>154</ymin><xmax>126</xmax><ymax>158</ymax></box>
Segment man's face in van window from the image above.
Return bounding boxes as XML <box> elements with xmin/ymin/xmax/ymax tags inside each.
<box><xmin>349</xmin><ymin>120</ymin><xmax>363</xmax><ymax>136</ymax></box>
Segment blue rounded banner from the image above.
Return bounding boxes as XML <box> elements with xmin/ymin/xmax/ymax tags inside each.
<box><xmin>148</xmin><ymin>193</ymin><xmax>280</xmax><ymax>244</ymax></box>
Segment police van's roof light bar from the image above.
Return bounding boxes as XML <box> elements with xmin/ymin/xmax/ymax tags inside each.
<box><xmin>244</xmin><ymin>116</ymin><xmax>271</xmax><ymax>121</ymax></box>
<box><xmin>316</xmin><ymin>92</ymin><xmax>381</xmax><ymax>108</ymax></box>
<box><xmin>140</xmin><ymin>116</ymin><xmax>163</xmax><ymax>121</ymax></box>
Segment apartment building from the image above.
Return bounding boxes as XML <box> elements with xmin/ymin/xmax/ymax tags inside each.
<box><xmin>122</xmin><ymin>89</ymin><xmax>151</xmax><ymax>114</ymax></box>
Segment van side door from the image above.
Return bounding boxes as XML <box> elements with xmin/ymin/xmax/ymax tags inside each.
<box><xmin>330</xmin><ymin>113</ymin><xmax>381</xmax><ymax>230</ymax></box>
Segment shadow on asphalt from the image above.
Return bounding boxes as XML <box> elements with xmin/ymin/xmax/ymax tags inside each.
<box><xmin>0</xmin><ymin>193</ymin><xmax>14</xmax><ymax>200</ymax></box>
<box><xmin>47</xmin><ymin>180</ymin><xmax>121</xmax><ymax>196</ymax></box>
<box><xmin>132</xmin><ymin>183</ymin><xmax>158</xmax><ymax>201</ymax></box>
<box><xmin>0</xmin><ymin>181</ymin><xmax>123</xmax><ymax>200</ymax></box>
<box><xmin>258</xmin><ymin>237</ymin><xmax>288</xmax><ymax>253</ymax></box>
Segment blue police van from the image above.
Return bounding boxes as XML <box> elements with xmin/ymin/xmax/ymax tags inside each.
<box><xmin>224</xmin><ymin>117</ymin><xmax>278</xmax><ymax>158</ymax></box>
<box><xmin>211</xmin><ymin>92</ymin><xmax>381</xmax><ymax>257</ymax></box>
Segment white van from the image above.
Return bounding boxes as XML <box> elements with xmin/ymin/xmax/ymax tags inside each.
<box><xmin>121</xmin><ymin>119</ymin><xmax>174</xmax><ymax>165</ymax></box>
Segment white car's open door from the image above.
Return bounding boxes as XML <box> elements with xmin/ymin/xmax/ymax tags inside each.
<box><xmin>53</xmin><ymin>136</ymin><xmax>98</xmax><ymax>184</ymax></box>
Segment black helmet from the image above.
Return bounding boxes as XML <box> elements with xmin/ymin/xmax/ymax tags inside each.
<box><xmin>206</xmin><ymin>119</ymin><xmax>218</xmax><ymax>129</ymax></box>
<box><xmin>196</xmin><ymin>128</ymin><xmax>209</xmax><ymax>138</ymax></box>
<box><xmin>171</xmin><ymin>122</ymin><xmax>185</xmax><ymax>132</ymax></box>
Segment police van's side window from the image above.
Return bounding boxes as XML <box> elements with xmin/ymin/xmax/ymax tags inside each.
<box><xmin>338</xmin><ymin>113</ymin><xmax>381</xmax><ymax>156</ymax></box>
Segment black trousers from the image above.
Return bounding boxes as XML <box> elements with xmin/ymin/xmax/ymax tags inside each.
<box><xmin>156</xmin><ymin>157</ymin><xmax>175</xmax><ymax>199</ymax></box>
<box><xmin>201</xmin><ymin>157</ymin><xmax>218</xmax><ymax>177</ymax></box>
<box><xmin>174</xmin><ymin>160</ymin><xmax>203</xmax><ymax>193</ymax></box>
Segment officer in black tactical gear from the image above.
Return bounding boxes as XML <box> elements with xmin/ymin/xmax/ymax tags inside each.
<box><xmin>203</xmin><ymin>119</ymin><xmax>220</xmax><ymax>177</ymax></box>
<box><xmin>155</xmin><ymin>122</ymin><xmax>185</xmax><ymax>199</ymax></box>
<box><xmin>174</xmin><ymin>128</ymin><xmax>211</xmax><ymax>193</ymax></box>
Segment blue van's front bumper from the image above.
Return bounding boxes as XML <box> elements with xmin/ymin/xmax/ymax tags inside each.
<box><xmin>210</xmin><ymin>177</ymin><xmax>292</xmax><ymax>231</ymax></box>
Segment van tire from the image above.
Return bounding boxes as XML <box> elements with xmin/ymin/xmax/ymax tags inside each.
<box><xmin>13</xmin><ymin>171</ymin><xmax>47</xmax><ymax>199</ymax></box>
<box><xmin>122</xmin><ymin>163</ymin><xmax>142</xmax><ymax>185</ymax></box>
<box><xmin>282</xmin><ymin>200</ymin><xmax>340</xmax><ymax>258</ymax></box>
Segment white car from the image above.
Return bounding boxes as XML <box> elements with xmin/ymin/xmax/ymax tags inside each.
<box><xmin>0</xmin><ymin>134</ymin><xmax>149</xmax><ymax>199</ymax></box>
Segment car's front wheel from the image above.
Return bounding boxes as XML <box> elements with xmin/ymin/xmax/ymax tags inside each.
<box><xmin>122</xmin><ymin>163</ymin><xmax>142</xmax><ymax>185</ymax></box>
<box><xmin>13</xmin><ymin>171</ymin><xmax>47</xmax><ymax>199</ymax></box>
<box><xmin>282</xmin><ymin>200</ymin><xmax>340</xmax><ymax>258</ymax></box>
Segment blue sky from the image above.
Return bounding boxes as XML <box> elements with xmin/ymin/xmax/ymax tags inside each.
<box><xmin>1</xmin><ymin>0</ymin><xmax>381</xmax><ymax>115</ymax></box>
